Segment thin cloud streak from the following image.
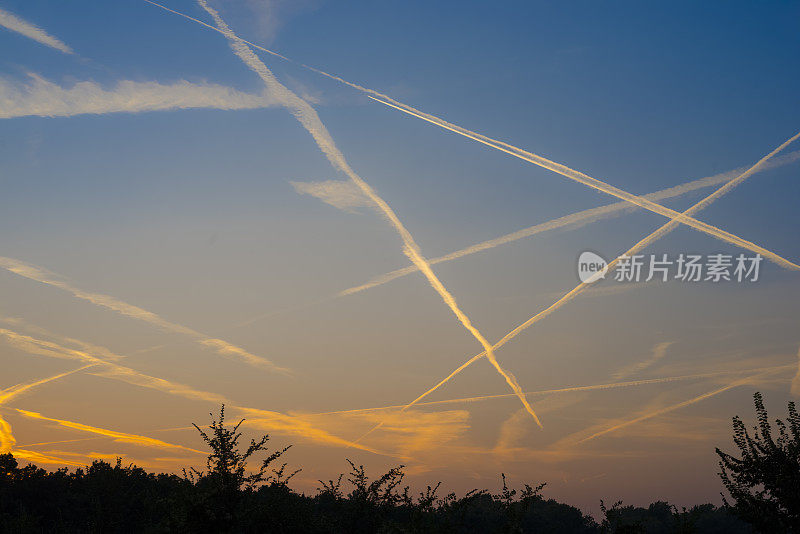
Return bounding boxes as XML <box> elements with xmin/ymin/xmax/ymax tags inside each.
<box><xmin>0</xmin><ymin>74</ymin><xmax>279</xmax><ymax>119</ymax></box>
<box><xmin>356</xmin><ymin>131</ymin><xmax>800</xmax><ymax>441</ymax></box>
<box><xmin>145</xmin><ymin>0</ymin><xmax>799</xmax><ymax>271</ymax></box>
<box><xmin>0</xmin><ymin>8</ymin><xmax>72</xmax><ymax>54</ymax></box>
<box><xmin>339</xmin><ymin>152</ymin><xmax>800</xmax><ymax>297</ymax></box>
<box><xmin>195</xmin><ymin>0</ymin><xmax>540</xmax><ymax>426</ymax></box>
<box><xmin>0</xmin><ymin>257</ymin><xmax>288</xmax><ymax>373</ymax></box>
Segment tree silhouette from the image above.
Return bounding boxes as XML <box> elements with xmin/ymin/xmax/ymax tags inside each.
<box><xmin>716</xmin><ymin>391</ymin><xmax>800</xmax><ymax>532</ymax></box>
<box><xmin>185</xmin><ymin>404</ymin><xmax>297</xmax><ymax>531</ymax></box>
<box><xmin>0</xmin><ymin>402</ymin><xmax>761</xmax><ymax>532</ymax></box>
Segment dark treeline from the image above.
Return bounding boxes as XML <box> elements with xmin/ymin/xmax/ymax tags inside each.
<box><xmin>0</xmin><ymin>393</ymin><xmax>797</xmax><ymax>533</ymax></box>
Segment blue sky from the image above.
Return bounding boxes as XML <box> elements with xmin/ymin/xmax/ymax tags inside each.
<box><xmin>1</xmin><ymin>0</ymin><xmax>799</xmax><ymax>509</ymax></box>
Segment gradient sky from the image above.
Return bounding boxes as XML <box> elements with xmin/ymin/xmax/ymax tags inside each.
<box><xmin>1</xmin><ymin>0</ymin><xmax>799</xmax><ymax>512</ymax></box>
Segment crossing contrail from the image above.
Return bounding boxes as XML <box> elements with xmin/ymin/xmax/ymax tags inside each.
<box><xmin>195</xmin><ymin>0</ymin><xmax>540</xmax><ymax>426</ymax></box>
<box><xmin>338</xmin><ymin>151</ymin><xmax>800</xmax><ymax>297</ymax></box>
<box><xmin>0</xmin><ymin>364</ymin><xmax>95</xmax><ymax>405</ymax></box>
<box><xmin>369</xmin><ymin>96</ymin><xmax>798</xmax><ymax>270</ymax></box>
<box><xmin>0</xmin><ymin>256</ymin><xmax>288</xmax><ymax>373</ymax></box>
<box><xmin>144</xmin><ymin>0</ymin><xmax>798</xmax><ymax>272</ymax></box>
<box><xmin>355</xmin><ymin>131</ymin><xmax>800</xmax><ymax>442</ymax></box>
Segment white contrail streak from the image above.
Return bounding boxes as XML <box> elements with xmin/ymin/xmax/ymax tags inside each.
<box><xmin>339</xmin><ymin>151</ymin><xmax>800</xmax><ymax>297</ymax></box>
<box><xmin>369</xmin><ymin>96</ymin><xmax>798</xmax><ymax>270</ymax></box>
<box><xmin>0</xmin><ymin>7</ymin><xmax>72</xmax><ymax>54</ymax></box>
<box><xmin>0</xmin><ymin>256</ymin><xmax>288</xmax><ymax>373</ymax></box>
<box><xmin>195</xmin><ymin>0</ymin><xmax>541</xmax><ymax>426</ymax></box>
<box><xmin>143</xmin><ymin>0</ymin><xmax>798</xmax><ymax>271</ymax></box>
<box><xmin>355</xmin><ymin>131</ymin><xmax>800</xmax><ymax>441</ymax></box>
<box><xmin>312</xmin><ymin>367</ymin><xmax>788</xmax><ymax>416</ymax></box>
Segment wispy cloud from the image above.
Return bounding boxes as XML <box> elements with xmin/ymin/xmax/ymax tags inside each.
<box><xmin>613</xmin><ymin>342</ymin><xmax>674</xmax><ymax>380</ymax></box>
<box><xmin>0</xmin><ymin>74</ymin><xmax>279</xmax><ymax>119</ymax></box>
<box><xmin>196</xmin><ymin>0</ymin><xmax>540</xmax><ymax>427</ymax></box>
<box><xmin>0</xmin><ymin>256</ymin><xmax>287</xmax><ymax>373</ymax></box>
<box><xmin>0</xmin><ymin>8</ymin><xmax>72</xmax><ymax>54</ymax></box>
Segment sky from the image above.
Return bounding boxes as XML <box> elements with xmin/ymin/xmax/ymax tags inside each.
<box><xmin>1</xmin><ymin>0</ymin><xmax>799</xmax><ymax>512</ymax></box>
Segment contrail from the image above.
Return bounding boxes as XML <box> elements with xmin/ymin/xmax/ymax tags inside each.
<box><xmin>143</xmin><ymin>0</ymin><xmax>798</xmax><ymax>271</ymax></box>
<box><xmin>0</xmin><ymin>256</ymin><xmax>288</xmax><ymax>373</ymax></box>
<box><xmin>369</xmin><ymin>96</ymin><xmax>798</xmax><ymax>270</ymax></box>
<box><xmin>0</xmin><ymin>326</ymin><xmax>382</xmax><ymax>454</ymax></box>
<box><xmin>356</xmin><ymin>131</ymin><xmax>800</xmax><ymax>441</ymax></box>
<box><xmin>0</xmin><ymin>7</ymin><xmax>73</xmax><ymax>54</ymax></box>
<box><xmin>195</xmin><ymin>0</ymin><xmax>541</xmax><ymax>426</ymax></box>
<box><xmin>312</xmin><ymin>367</ymin><xmax>789</xmax><ymax>416</ymax></box>
<box><xmin>14</xmin><ymin>409</ymin><xmax>205</xmax><ymax>454</ymax></box>
<box><xmin>575</xmin><ymin>365</ymin><xmax>791</xmax><ymax>444</ymax></box>
<box><xmin>0</xmin><ymin>364</ymin><xmax>95</xmax><ymax>405</ymax></box>
<box><xmin>339</xmin><ymin>151</ymin><xmax>800</xmax><ymax>297</ymax></box>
